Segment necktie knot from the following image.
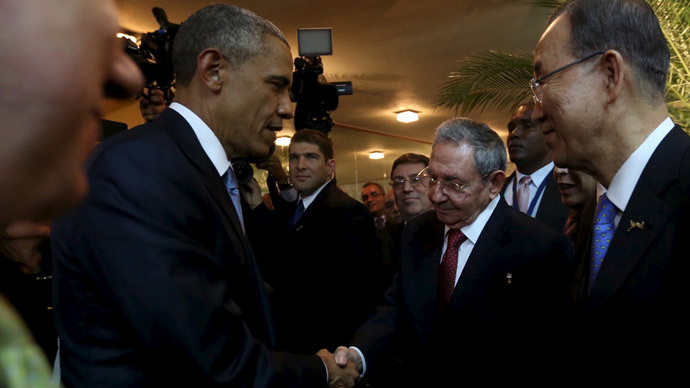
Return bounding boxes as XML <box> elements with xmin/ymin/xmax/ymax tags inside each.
<box><xmin>519</xmin><ymin>175</ymin><xmax>532</xmax><ymax>186</ymax></box>
<box><xmin>447</xmin><ymin>228</ymin><xmax>467</xmax><ymax>249</ymax></box>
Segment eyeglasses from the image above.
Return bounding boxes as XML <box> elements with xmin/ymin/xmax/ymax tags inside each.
<box><xmin>416</xmin><ymin>167</ymin><xmax>491</xmax><ymax>197</ymax></box>
<box><xmin>389</xmin><ymin>174</ymin><xmax>423</xmax><ymax>189</ymax></box>
<box><xmin>361</xmin><ymin>191</ymin><xmax>382</xmax><ymax>201</ymax></box>
<box><xmin>530</xmin><ymin>51</ymin><xmax>604</xmax><ymax>104</ymax></box>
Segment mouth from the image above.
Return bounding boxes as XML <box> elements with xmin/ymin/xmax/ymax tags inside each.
<box><xmin>267</xmin><ymin>124</ymin><xmax>283</xmax><ymax>132</ymax></box>
<box><xmin>557</xmin><ymin>182</ymin><xmax>575</xmax><ymax>195</ymax></box>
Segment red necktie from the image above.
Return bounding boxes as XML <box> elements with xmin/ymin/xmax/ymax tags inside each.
<box><xmin>438</xmin><ymin>229</ymin><xmax>467</xmax><ymax>311</ymax></box>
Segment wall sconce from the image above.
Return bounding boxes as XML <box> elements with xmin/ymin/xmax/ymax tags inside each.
<box><xmin>369</xmin><ymin>151</ymin><xmax>384</xmax><ymax>160</ymax></box>
<box><xmin>396</xmin><ymin>110</ymin><xmax>419</xmax><ymax>123</ymax></box>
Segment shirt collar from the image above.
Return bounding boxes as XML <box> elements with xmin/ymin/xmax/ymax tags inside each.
<box><xmin>170</xmin><ymin>102</ymin><xmax>230</xmax><ymax>177</ymax></box>
<box><xmin>605</xmin><ymin>117</ymin><xmax>674</xmax><ymax>212</ymax></box>
<box><xmin>300</xmin><ymin>179</ymin><xmax>332</xmax><ymax>210</ymax></box>
<box><xmin>516</xmin><ymin>161</ymin><xmax>554</xmax><ymax>188</ymax></box>
<box><xmin>444</xmin><ymin>195</ymin><xmax>500</xmax><ymax>244</ymax></box>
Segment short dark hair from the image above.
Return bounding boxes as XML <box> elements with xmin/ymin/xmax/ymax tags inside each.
<box><xmin>390</xmin><ymin>153</ymin><xmax>429</xmax><ymax>177</ymax></box>
<box><xmin>290</xmin><ymin>129</ymin><xmax>334</xmax><ymax>160</ymax></box>
<box><xmin>362</xmin><ymin>182</ymin><xmax>384</xmax><ymax>194</ymax></box>
<box><xmin>433</xmin><ymin>117</ymin><xmax>507</xmax><ymax>176</ymax></box>
<box><xmin>173</xmin><ymin>4</ymin><xmax>288</xmax><ymax>87</ymax></box>
<box><xmin>549</xmin><ymin>0</ymin><xmax>669</xmax><ymax>101</ymax></box>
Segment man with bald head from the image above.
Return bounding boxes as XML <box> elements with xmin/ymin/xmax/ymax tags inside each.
<box><xmin>502</xmin><ymin>102</ymin><xmax>569</xmax><ymax>231</ymax></box>
<box><xmin>532</xmin><ymin>0</ymin><xmax>689</xmax><ymax>372</ymax></box>
<box><xmin>51</xmin><ymin>4</ymin><xmax>358</xmax><ymax>387</ymax></box>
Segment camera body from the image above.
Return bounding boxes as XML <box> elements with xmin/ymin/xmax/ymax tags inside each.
<box><xmin>122</xmin><ymin>7</ymin><xmax>179</xmax><ymax>103</ymax></box>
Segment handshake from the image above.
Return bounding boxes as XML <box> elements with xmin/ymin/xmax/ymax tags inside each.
<box><xmin>316</xmin><ymin>346</ymin><xmax>363</xmax><ymax>388</ymax></box>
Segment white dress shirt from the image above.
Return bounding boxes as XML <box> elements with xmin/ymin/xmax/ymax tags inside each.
<box><xmin>599</xmin><ymin>117</ymin><xmax>674</xmax><ymax>228</ymax></box>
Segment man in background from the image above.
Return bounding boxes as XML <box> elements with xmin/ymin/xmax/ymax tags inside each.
<box><xmin>361</xmin><ymin>182</ymin><xmax>389</xmax><ymax>229</ymax></box>
<box><xmin>245</xmin><ymin>129</ymin><xmax>383</xmax><ymax>355</ymax></box>
<box><xmin>502</xmin><ymin>103</ymin><xmax>569</xmax><ymax>231</ymax></box>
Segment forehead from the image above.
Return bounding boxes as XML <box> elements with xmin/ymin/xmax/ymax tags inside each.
<box><xmin>289</xmin><ymin>141</ymin><xmax>323</xmax><ymax>157</ymax></box>
<box><xmin>362</xmin><ymin>184</ymin><xmax>383</xmax><ymax>194</ymax></box>
<box><xmin>392</xmin><ymin>162</ymin><xmax>426</xmax><ymax>177</ymax></box>
<box><xmin>534</xmin><ymin>14</ymin><xmax>574</xmax><ymax>75</ymax></box>
<box><xmin>243</xmin><ymin>35</ymin><xmax>293</xmax><ymax>75</ymax></box>
<box><xmin>510</xmin><ymin>105</ymin><xmax>534</xmax><ymax>123</ymax></box>
<box><xmin>429</xmin><ymin>142</ymin><xmax>477</xmax><ymax>177</ymax></box>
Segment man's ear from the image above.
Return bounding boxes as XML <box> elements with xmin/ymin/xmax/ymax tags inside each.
<box><xmin>602</xmin><ymin>49</ymin><xmax>625</xmax><ymax>106</ymax></box>
<box><xmin>488</xmin><ymin>170</ymin><xmax>506</xmax><ymax>199</ymax></box>
<box><xmin>197</xmin><ymin>48</ymin><xmax>224</xmax><ymax>92</ymax></box>
<box><xmin>327</xmin><ymin>158</ymin><xmax>336</xmax><ymax>177</ymax></box>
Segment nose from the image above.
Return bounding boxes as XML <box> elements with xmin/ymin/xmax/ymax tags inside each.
<box><xmin>296</xmin><ymin>156</ymin><xmax>307</xmax><ymax>170</ymax></box>
<box><xmin>402</xmin><ymin>179</ymin><xmax>414</xmax><ymax>192</ymax></box>
<box><xmin>105</xmin><ymin>49</ymin><xmax>144</xmax><ymax>99</ymax></box>
<box><xmin>428</xmin><ymin>184</ymin><xmax>446</xmax><ymax>204</ymax></box>
<box><xmin>553</xmin><ymin>166</ymin><xmax>567</xmax><ymax>179</ymax></box>
<box><xmin>532</xmin><ymin>100</ymin><xmax>546</xmax><ymax>123</ymax></box>
<box><xmin>277</xmin><ymin>91</ymin><xmax>294</xmax><ymax>120</ymax></box>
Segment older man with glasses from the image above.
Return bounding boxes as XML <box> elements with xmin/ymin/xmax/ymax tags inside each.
<box><xmin>328</xmin><ymin>117</ymin><xmax>573</xmax><ymax>385</ymax></box>
<box><xmin>531</xmin><ymin>0</ymin><xmax>690</xmax><ymax>376</ymax></box>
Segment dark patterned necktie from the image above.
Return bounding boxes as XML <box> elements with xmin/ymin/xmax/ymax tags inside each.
<box><xmin>438</xmin><ymin>229</ymin><xmax>467</xmax><ymax>311</ymax></box>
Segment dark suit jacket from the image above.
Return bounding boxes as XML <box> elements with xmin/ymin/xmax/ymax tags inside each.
<box><xmin>502</xmin><ymin>170</ymin><xmax>569</xmax><ymax>232</ymax></box>
<box><xmin>351</xmin><ymin>200</ymin><xmax>573</xmax><ymax>384</ymax></box>
<box><xmin>51</xmin><ymin>109</ymin><xmax>325</xmax><ymax>388</ymax></box>
<box><xmin>249</xmin><ymin>179</ymin><xmax>383</xmax><ymax>354</ymax></box>
<box><xmin>569</xmin><ymin>125</ymin><xmax>690</xmax><ymax>371</ymax></box>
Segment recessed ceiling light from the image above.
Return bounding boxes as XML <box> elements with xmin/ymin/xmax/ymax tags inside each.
<box><xmin>396</xmin><ymin>110</ymin><xmax>419</xmax><ymax>123</ymax></box>
<box><xmin>275</xmin><ymin>136</ymin><xmax>291</xmax><ymax>146</ymax></box>
<box><xmin>369</xmin><ymin>151</ymin><xmax>384</xmax><ymax>160</ymax></box>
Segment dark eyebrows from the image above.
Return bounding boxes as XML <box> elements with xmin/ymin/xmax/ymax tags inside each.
<box><xmin>267</xmin><ymin>75</ymin><xmax>291</xmax><ymax>87</ymax></box>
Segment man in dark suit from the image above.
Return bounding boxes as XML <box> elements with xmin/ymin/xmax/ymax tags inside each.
<box><xmin>51</xmin><ymin>5</ymin><xmax>358</xmax><ymax>388</ymax></box>
<box><xmin>532</xmin><ymin>0</ymin><xmax>690</xmax><ymax>374</ymax></box>
<box><xmin>332</xmin><ymin>118</ymin><xmax>572</xmax><ymax>384</ymax></box>
<box><xmin>246</xmin><ymin>129</ymin><xmax>382</xmax><ymax>355</ymax></box>
<box><xmin>502</xmin><ymin>102</ymin><xmax>569</xmax><ymax>231</ymax></box>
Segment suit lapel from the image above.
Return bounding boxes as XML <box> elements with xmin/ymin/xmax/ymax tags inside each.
<box><xmin>448</xmin><ymin>201</ymin><xmax>507</xmax><ymax>309</ymax></box>
<box><xmin>586</xmin><ymin>126</ymin><xmax>687</xmax><ymax>309</ymax></box>
<box><xmin>160</xmin><ymin>109</ymin><xmax>250</xmax><ymax>263</ymax></box>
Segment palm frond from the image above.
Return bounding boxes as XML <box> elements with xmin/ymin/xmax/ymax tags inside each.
<box><xmin>434</xmin><ymin>51</ymin><xmax>534</xmax><ymax>115</ymax></box>
<box><xmin>653</xmin><ymin>0</ymin><xmax>690</xmax><ymax>130</ymax></box>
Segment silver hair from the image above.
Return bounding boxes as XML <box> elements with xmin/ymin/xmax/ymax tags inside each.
<box><xmin>433</xmin><ymin>117</ymin><xmax>507</xmax><ymax>175</ymax></box>
<box><xmin>173</xmin><ymin>4</ymin><xmax>288</xmax><ymax>86</ymax></box>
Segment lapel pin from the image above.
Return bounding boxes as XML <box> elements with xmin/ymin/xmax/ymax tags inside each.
<box><xmin>627</xmin><ymin>220</ymin><xmax>645</xmax><ymax>232</ymax></box>
<box><xmin>506</xmin><ymin>273</ymin><xmax>513</xmax><ymax>285</ymax></box>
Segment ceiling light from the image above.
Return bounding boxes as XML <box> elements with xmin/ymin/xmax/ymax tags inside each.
<box><xmin>116</xmin><ymin>32</ymin><xmax>138</xmax><ymax>44</ymax></box>
<box><xmin>369</xmin><ymin>151</ymin><xmax>384</xmax><ymax>160</ymax></box>
<box><xmin>275</xmin><ymin>136</ymin><xmax>291</xmax><ymax>146</ymax></box>
<box><xmin>396</xmin><ymin>110</ymin><xmax>419</xmax><ymax>123</ymax></box>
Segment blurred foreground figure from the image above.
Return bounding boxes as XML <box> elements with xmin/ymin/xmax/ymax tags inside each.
<box><xmin>0</xmin><ymin>0</ymin><xmax>143</xmax><ymax>386</ymax></box>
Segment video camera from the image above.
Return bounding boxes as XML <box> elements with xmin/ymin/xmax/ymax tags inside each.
<box><xmin>290</xmin><ymin>28</ymin><xmax>352</xmax><ymax>134</ymax></box>
<box><xmin>121</xmin><ymin>7</ymin><xmax>179</xmax><ymax>104</ymax></box>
